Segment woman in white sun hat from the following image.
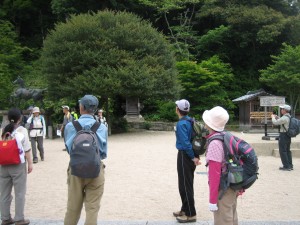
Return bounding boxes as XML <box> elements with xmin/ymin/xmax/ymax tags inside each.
<box><xmin>26</xmin><ymin>107</ymin><xmax>46</xmax><ymax>163</ymax></box>
<box><xmin>202</xmin><ymin>106</ymin><xmax>239</xmax><ymax>225</ymax></box>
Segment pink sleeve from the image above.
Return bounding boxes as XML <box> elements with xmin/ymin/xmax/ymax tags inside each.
<box><xmin>208</xmin><ymin>160</ymin><xmax>222</xmax><ymax>204</ymax></box>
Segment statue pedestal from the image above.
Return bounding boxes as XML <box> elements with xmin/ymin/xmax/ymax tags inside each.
<box><xmin>124</xmin><ymin>114</ymin><xmax>145</xmax><ymax>123</ymax></box>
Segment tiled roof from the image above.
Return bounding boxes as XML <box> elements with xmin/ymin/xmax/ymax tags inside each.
<box><xmin>232</xmin><ymin>89</ymin><xmax>273</xmax><ymax>102</ymax></box>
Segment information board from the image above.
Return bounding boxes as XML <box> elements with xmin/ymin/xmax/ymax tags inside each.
<box><xmin>260</xmin><ymin>96</ymin><xmax>285</xmax><ymax>106</ymax></box>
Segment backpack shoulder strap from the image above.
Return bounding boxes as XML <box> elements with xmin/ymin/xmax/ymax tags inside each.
<box><xmin>282</xmin><ymin>114</ymin><xmax>291</xmax><ymax>131</ymax></box>
<box><xmin>72</xmin><ymin>120</ymin><xmax>82</xmax><ymax>132</ymax></box>
<box><xmin>90</xmin><ymin>121</ymin><xmax>100</xmax><ymax>133</ymax></box>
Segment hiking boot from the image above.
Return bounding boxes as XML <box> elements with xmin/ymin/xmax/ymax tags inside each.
<box><xmin>40</xmin><ymin>154</ymin><xmax>44</xmax><ymax>161</ymax></box>
<box><xmin>15</xmin><ymin>219</ymin><xmax>30</xmax><ymax>225</ymax></box>
<box><xmin>279</xmin><ymin>166</ymin><xmax>291</xmax><ymax>171</ymax></box>
<box><xmin>176</xmin><ymin>215</ymin><xmax>197</xmax><ymax>223</ymax></box>
<box><xmin>33</xmin><ymin>158</ymin><xmax>38</xmax><ymax>163</ymax></box>
<box><xmin>1</xmin><ymin>218</ymin><xmax>14</xmax><ymax>225</ymax></box>
<box><xmin>173</xmin><ymin>210</ymin><xmax>185</xmax><ymax>217</ymax></box>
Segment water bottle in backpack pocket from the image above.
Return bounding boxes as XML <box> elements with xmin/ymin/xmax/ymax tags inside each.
<box><xmin>227</xmin><ymin>160</ymin><xmax>243</xmax><ymax>184</ymax></box>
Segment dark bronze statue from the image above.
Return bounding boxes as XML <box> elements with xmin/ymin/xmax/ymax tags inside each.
<box><xmin>11</xmin><ymin>76</ymin><xmax>47</xmax><ymax>105</ymax></box>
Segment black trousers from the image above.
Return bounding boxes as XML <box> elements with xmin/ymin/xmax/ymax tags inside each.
<box><xmin>279</xmin><ymin>133</ymin><xmax>293</xmax><ymax>169</ymax></box>
<box><xmin>177</xmin><ymin>151</ymin><xmax>196</xmax><ymax>217</ymax></box>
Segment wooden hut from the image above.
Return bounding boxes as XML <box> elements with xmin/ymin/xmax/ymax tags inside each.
<box><xmin>232</xmin><ymin>89</ymin><xmax>274</xmax><ymax>129</ymax></box>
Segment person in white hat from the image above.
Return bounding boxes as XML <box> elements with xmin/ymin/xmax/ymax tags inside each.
<box><xmin>271</xmin><ymin>104</ymin><xmax>293</xmax><ymax>171</ymax></box>
<box><xmin>173</xmin><ymin>99</ymin><xmax>200</xmax><ymax>223</ymax></box>
<box><xmin>202</xmin><ymin>106</ymin><xmax>237</xmax><ymax>225</ymax></box>
<box><xmin>26</xmin><ymin>106</ymin><xmax>46</xmax><ymax>163</ymax></box>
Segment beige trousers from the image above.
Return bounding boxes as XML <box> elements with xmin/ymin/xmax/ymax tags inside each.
<box><xmin>0</xmin><ymin>163</ymin><xmax>27</xmax><ymax>221</ymax></box>
<box><xmin>64</xmin><ymin>163</ymin><xmax>105</xmax><ymax>225</ymax></box>
<box><xmin>214</xmin><ymin>188</ymin><xmax>238</xmax><ymax>225</ymax></box>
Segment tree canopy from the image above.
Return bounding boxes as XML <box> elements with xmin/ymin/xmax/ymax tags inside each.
<box><xmin>40</xmin><ymin>10</ymin><xmax>179</xmax><ymax>102</ymax></box>
<box><xmin>260</xmin><ymin>44</ymin><xmax>300</xmax><ymax>113</ymax></box>
<box><xmin>177</xmin><ymin>56</ymin><xmax>234</xmax><ymax>115</ymax></box>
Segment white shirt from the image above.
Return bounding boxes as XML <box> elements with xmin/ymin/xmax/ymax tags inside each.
<box><xmin>27</xmin><ymin>115</ymin><xmax>46</xmax><ymax>138</ymax></box>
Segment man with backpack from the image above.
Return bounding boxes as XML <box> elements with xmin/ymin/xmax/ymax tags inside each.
<box><xmin>63</xmin><ymin>95</ymin><xmax>108</xmax><ymax>225</ymax></box>
<box><xmin>271</xmin><ymin>104</ymin><xmax>293</xmax><ymax>171</ymax></box>
<box><xmin>173</xmin><ymin>99</ymin><xmax>200</xmax><ymax>223</ymax></box>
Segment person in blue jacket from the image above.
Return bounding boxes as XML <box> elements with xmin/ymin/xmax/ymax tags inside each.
<box><xmin>173</xmin><ymin>99</ymin><xmax>201</xmax><ymax>223</ymax></box>
<box><xmin>63</xmin><ymin>95</ymin><xmax>108</xmax><ymax>225</ymax></box>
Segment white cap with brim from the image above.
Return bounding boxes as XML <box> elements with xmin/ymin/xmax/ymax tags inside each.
<box><xmin>202</xmin><ymin>106</ymin><xmax>229</xmax><ymax>132</ymax></box>
<box><xmin>279</xmin><ymin>104</ymin><xmax>291</xmax><ymax>112</ymax></box>
<box><xmin>175</xmin><ymin>99</ymin><xmax>190</xmax><ymax>112</ymax></box>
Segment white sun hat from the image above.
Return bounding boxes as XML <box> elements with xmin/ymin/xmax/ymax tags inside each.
<box><xmin>202</xmin><ymin>106</ymin><xmax>229</xmax><ymax>132</ymax></box>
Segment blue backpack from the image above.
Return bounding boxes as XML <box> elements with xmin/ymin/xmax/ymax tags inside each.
<box><xmin>284</xmin><ymin>115</ymin><xmax>300</xmax><ymax>137</ymax></box>
<box><xmin>70</xmin><ymin>121</ymin><xmax>101</xmax><ymax>178</ymax></box>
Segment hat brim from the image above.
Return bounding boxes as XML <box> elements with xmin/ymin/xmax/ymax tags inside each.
<box><xmin>202</xmin><ymin>110</ymin><xmax>224</xmax><ymax>132</ymax></box>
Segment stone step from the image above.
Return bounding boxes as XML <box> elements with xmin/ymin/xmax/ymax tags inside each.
<box><xmin>273</xmin><ymin>149</ymin><xmax>300</xmax><ymax>158</ymax></box>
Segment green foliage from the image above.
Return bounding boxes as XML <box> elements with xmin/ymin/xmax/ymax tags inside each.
<box><xmin>143</xmin><ymin>100</ymin><xmax>178</xmax><ymax>122</ymax></box>
<box><xmin>197</xmin><ymin>1</ymin><xmax>294</xmax><ymax>96</ymax></box>
<box><xmin>41</xmin><ymin>10</ymin><xmax>179</xmax><ymax>103</ymax></box>
<box><xmin>177</xmin><ymin>56</ymin><xmax>235</xmax><ymax>116</ymax></box>
<box><xmin>260</xmin><ymin>43</ymin><xmax>300</xmax><ymax>112</ymax></box>
<box><xmin>0</xmin><ymin>20</ymin><xmax>29</xmax><ymax>108</ymax></box>
<box><xmin>138</xmin><ymin>0</ymin><xmax>201</xmax><ymax>60</ymax></box>
<box><xmin>111</xmin><ymin>117</ymin><xmax>128</xmax><ymax>134</ymax></box>
<box><xmin>197</xmin><ymin>25</ymin><xmax>230</xmax><ymax>56</ymax></box>
<box><xmin>143</xmin><ymin>121</ymin><xmax>151</xmax><ymax>130</ymax></box>
<box><xmin>157</xmin><ymin>101</ymin><xmax>178</xmax><ymax>121</ymax></box>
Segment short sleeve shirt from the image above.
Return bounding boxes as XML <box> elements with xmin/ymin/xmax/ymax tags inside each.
<box><xmin>14</xmin><ymin>126</ymin><xmax>31</xmax><ymax>152</ymax></box>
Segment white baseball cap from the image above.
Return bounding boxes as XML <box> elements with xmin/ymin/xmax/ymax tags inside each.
<box><xmin>175</xmin><ymin>99</ymin><xmax>190</xmax><ymax>112</ymax></box>
<box><xmin>279</xmin><ymin>104</ymin><xmax>291</xmax><ymax>112</ymax></box>
<box><xmin>202</xmin><ymin>106</ymin><xmax>229</xmax><ymax>132</ymax></box>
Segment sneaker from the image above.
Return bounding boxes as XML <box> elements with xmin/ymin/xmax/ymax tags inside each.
<box><xmin>33</xmin><ymin>158</ymin><xmax>38</xmax><ymax>164</ymax></box>
<box><xmin>15</xmin><ymin>219</ymin><xmax>30</xmax><ymax>225</ymax></box>
<box><xmin>1</xmin><ymin>218</ymin><xmax>14</xmax><ymax>225</ymax></box>
<box><xmin>173</xmin><ymin>210</ymin><xmax>185</xmax><ymax>217</ymax></box>
<box><xmin>279</xmin><ymin>166</ymin><xmax>291</xmax><ymax>171</ymax></box>
<box><xmin>62</xmin><ymin>148</ymin><xmax>67</xmax><ymax>151</ymax></box>
<box><xmin>176</xmin><ymin>215</ymin><xmax>197</xmax><ymax>223</ymax></box>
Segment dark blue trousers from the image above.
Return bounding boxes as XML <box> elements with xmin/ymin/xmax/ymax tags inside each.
<box><xmin>177</xmin><ymin>151</ymin><xmax>196</xmax><ymax>217</ymax></box>
<box><xmin>279</xmin><ymin>133</ymin><xmax>293</xmax><ymax>169</ymax></box>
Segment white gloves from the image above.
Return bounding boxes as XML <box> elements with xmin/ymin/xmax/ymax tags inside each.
<box><xmin>209</xmin><ymin>203</ymin><xmax>218</xmax><ymax>212</ymax></box>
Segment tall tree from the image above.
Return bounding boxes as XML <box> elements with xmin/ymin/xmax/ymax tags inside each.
<box><xmin>177</xmin><ymin>56</ymin><xmax>234</xmax><ymax>116</ymax></box>
<box><xmin>260</xmin><ymin>44</ymin><xmax>300</xmax><ymax>114</ymax></box>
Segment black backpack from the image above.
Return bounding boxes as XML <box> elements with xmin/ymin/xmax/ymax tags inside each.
<box><xmin>210</xmin><ymin>132</ymin><xmax>259</xmax><ymax>199</ymax></box>
<box><xmin>70</xmin><ymin>121</ymin><xmax>101</xmax><ymax>178</ymax></box>
<box><xmin>284</xmin><ymin>115</ymin><xmax>300</xmax><ymax>137</ymax></box>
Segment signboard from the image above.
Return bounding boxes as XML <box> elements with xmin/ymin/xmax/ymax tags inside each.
<box><xmin>260</xmin><ymin>96</ymin><xmax>285</xmax><ymax>106</ymax></box>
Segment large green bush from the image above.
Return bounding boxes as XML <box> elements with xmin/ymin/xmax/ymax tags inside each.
<box><xmin>40</xmin><ymin>10</ymin><xmax>179</xmax><ymax>102</ymax></box>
